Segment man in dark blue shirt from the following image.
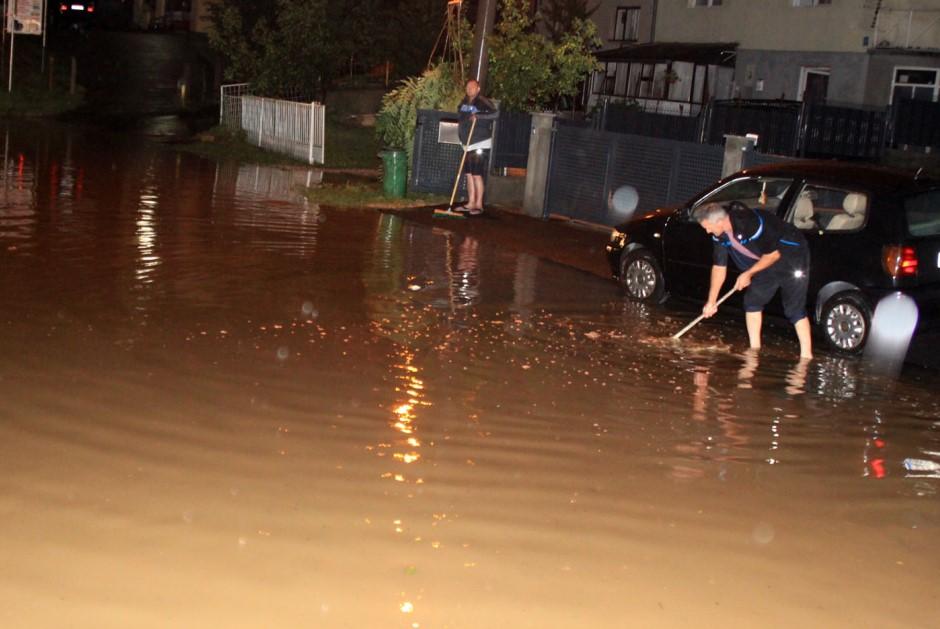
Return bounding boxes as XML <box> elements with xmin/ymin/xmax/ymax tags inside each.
<box><xmin>693</xmin><ymin>202</ymin><xmax>812</xmax><ymax>359</ymax></box>
<box><xmin>457</xmin><ymin>79</ymin><xmax>498</xmax><ymax>215</ymax></box>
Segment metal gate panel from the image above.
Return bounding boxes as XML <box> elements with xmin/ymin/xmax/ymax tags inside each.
<box><xmin>411</xmin><ymin>110</ymin><xmax>467</xmax><ymax>195</ymax></box>
<box><xmin>545</xmin><ymin>125</ymin><xmax>613</xmax><ymax>224</ymax></box>
<box><xmin>545</xmin><ymin>126</ymin><xmax>724</xmax><ymax>226</ymax></box>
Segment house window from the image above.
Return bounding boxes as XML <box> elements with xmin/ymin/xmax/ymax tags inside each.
<box><xmin>891</xmin><ymin>67</ymin><xmax>940</xmax><ymax>103</ymax></box>
<box><xmin>688</xmin><ymin>0</ymin><xmax>721</xmax><ymax>7</ymax></box>
<box><xmin>792</xmin><ymin>0</ymin><xmax>831</xmax><ymax>6</ymax></box>
<box><xmin>593</xmin><ymin>62</ymin><xmax>618</xmax><ymax>94</ymax></box>
<box><xmin>613</xmin><ymin>7</ymin><xmax>640</xmax><ymax>42</ymax></box>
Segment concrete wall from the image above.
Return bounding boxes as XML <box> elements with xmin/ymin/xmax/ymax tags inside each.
<box><xmin>655</xmin><ymin>0</ymin><xmax>940</xmax><ymax>53</ymax></box>
<box><xmin>872</xmin><ymin>2</ymin><xmax>940</xmax><ymax>49</ymax></box>
<box><xmin>734</xmin><ymin>49</ymin><xmax>870</xmax><ymax>103</ymax></box>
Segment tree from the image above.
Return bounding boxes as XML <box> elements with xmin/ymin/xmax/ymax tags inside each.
<box><xmin>207</xmin><ymin>0</ymin><xmax>385</xmax><ymax>99</ymax></box>
<box><xmin>538</xmin><ymin>0</ymin><xmax>599</xmax><ymax>43</ymax></box>
<box><xmin>208</xmin><ymin>0</ymin><xmax>455</xmax><ymax>97</ymax></box>
<box><xmin>207</xmin><ymin>0</ymin><xmax>277</xmax><ymax>83</ymax></box>
<box><xmin>487</xmin><ymin>0</ymin><xmax>552</xmax><ymax>111</ymax></box>
<box><xmin>487</xmin><ymin>0</ymin><xmax>600</xmax><ymax>111</ymax></box>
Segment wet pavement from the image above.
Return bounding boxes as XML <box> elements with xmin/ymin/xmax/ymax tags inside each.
<box><xmin>0</xmin><ymin>121</ymin><xmax>938</xmax><ymax>628</ymax></box>
<box><xmin>71</xmin><ymin>32</ymin><xmax>217</xmax><ymax>118</ymax></box>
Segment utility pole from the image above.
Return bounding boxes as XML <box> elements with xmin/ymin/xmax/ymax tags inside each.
<box><xmin>470</xmin><ymin>0</ymin><xmax>497</xmax><ymax>90</ymax></box>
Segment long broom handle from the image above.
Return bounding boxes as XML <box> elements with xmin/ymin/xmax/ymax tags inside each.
<box><xmin>447</xmin><ymin>117</ymin><xmax>477</xmax><ymax>209</ymax></box>
<box><xmin>672</xmin><ymin>287</ymin><xmax>737</xmax><ymax>340</ymax></box>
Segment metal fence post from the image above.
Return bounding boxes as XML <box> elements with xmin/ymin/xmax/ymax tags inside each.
<box><xmin>601</xmin><ymin>133</ymin><xmax>617</xmax><ymax>223</ymax></box>
<box><xmin>410</xmin><ymin>113</ymin><xmax>425</xmax><ymax>189</ymax></box>
<box><xmin>666</xmin><ymin>146</ymin><xmax>680</xmax><ymax>204</ymax></box>
<box><xmin>886</xmin><ymin>102</ymin><xmax>896</xmax><ymax>150</ymax></box>
<box><xmin>795</xmin><ymin>100</ymin><xmax>809</xmax><ymax>157</ymax></box>
<box><xmin>699</xmin><ymin>101</ymin><xmax>712</xmax><ymax>144</ymax></box>
<box><xmin>541</xmin><ymin>119</ymin><xmax>559</xmax><ymax>219</ymax></box>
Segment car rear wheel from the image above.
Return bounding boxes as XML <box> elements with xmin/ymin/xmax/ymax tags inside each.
<box><xmin>620</xmin><ymin>249</ymin><xmax>665</xmax><ymax>303</ymax></box>
<box><xmin>820</xmin><ymin>292</ymin><xmax>871</xmax><ymax>353</ymax></box>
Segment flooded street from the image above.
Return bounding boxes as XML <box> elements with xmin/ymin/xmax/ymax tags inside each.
<box><xmin>0</xmin><ymin>121</ymin><xmax>938</xmax><ymax>628</ymax></box>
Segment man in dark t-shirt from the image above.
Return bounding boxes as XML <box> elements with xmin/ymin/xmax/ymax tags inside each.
<box><xmin>693</xmin><ymin>202</ymin><xmax>812</xmax><ymax>359</ymax></box>
<box><xmin>457</xmin><ymin>79</ymin><xmax>498</xmax><ymax>215</ymax></box>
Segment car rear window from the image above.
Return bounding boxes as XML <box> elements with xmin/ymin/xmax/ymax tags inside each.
<box><xmin>905</xmin><ymin>190</ymin><xmax>940</xmax><ymax>237</ymax></box>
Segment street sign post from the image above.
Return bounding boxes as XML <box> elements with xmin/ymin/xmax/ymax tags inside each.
<box><xmin>6</xmin><ymin>0</ymin><xmax>43</xmax><ymax>34</ymax></box>
<box><xmin>5</xmin><ymin>0</ymin><xmax>46</xmax><ymax>92</ymax></box>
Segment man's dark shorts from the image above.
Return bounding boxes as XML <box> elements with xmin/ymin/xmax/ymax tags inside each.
<box><xmin>742</xmin><ymin>249</ymin><xmax>811</xmax><ymax>323</ymax></box>
<box><xmin>465</xmin><ymin>150</ymin><xmax>488</xmax><ymax>177</ymax></box>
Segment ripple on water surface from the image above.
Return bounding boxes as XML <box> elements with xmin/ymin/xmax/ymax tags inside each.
<box><xmin>0</xmin><ymin>121</ymin><xmax>938</xmax><ymax>628</ymax></box>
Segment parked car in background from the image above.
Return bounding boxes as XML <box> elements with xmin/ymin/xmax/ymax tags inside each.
<box><xmin>606</xmin><ymin>161</ymin><xmax>940</xmax><ymax>353</ymax></box>
<box><xmin>55</xmin><ymin>1</ymin><xmax>97</xmax><ymax>31</ymax></box>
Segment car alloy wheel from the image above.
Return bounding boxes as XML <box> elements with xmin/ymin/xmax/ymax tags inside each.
<box><xmin>620</xmin><ymin>250</ymin><xmax>665</xmax><ymax>303</ymax></box>
<box><xmin>823</xmin><ymin>297</ymin><xmax>869</xmax><ymax>352</ymax></box>
<box><xmin>625</xmin><ymin>258</ymin><xmax>657</xmax><ymax>299</ymax></box>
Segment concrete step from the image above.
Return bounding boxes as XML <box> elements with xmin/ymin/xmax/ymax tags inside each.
<box><xmin>486</xmin><ymin>174</ymin><xmax>525</xmax><ymax>205</ymax></box>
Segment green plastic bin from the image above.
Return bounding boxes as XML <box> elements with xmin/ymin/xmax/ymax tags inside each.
<box><xmin>380</xmin><ymin>149</ymin><xmax>407</xmax><ymax>198</ymax></box>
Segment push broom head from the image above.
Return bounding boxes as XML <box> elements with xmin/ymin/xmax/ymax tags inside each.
<box><xmin>433</xmin><ymin>207</ymin><xmax>466</xmax><ymax>219</ymax></box>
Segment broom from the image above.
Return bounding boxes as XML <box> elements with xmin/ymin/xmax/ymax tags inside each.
<box><xmin>433</xmin><ymin>117</ymin><xmax>477</xmax><ymax>219</ymax></box>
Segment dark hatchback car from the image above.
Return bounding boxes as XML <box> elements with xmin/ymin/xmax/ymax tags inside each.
<box><xmin>606</xmin><ymin>161</ymin><xmax>940</xmax><ymax>353</ymax></box>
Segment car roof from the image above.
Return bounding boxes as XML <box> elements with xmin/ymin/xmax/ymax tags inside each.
<box><xmin>737</xmin><ymin>160</ymin><xmax>936</xmax><ymax>195</ymax></box>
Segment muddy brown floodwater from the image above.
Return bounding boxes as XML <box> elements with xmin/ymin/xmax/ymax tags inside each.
<box><xmin>0</xmin><ymin>122</ymin><xmax>938</xmax><ymax>628</ymax></box>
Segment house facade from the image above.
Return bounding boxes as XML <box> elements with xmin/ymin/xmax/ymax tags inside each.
<box><xmin>654</xmin><ymin>0</ymin><xmax>940</xmax><ymax>107</ymax></box>
<box><xmin>584</xmin><ymin>0</ymin><xmax>735</xmax><ymax>113</ymax></box>
<box><xmin>591</xmin><ymin>1</ymin><xmax>658</xmax><ymax>48</ymax></box>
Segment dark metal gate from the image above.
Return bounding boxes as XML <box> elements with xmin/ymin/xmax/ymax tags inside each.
<box><xmin>601</xmin><ymin>102</ymin><xmax>702</xmax><ymax>143</ymax></box>
<box><xmin>704</xmin><ymin>100</ymin><xmax>802</xmax><ymax>156</ymax></box>
<box><xmin>801</xmin><ymin>102</ymin><xmax>888</xmax><ymax>159</ymax></box>
<box><xmin>492</xmin><ymin>111</ymin><xmax>532</xmax><ymax>171</ymax></box>
<box><xmin>892</xmin><ymin>99</ymin><xmax>940</xmax><ymax>150</ymax></box>
<box><xmin>410</xmin><ymin>109</ymin><xmax>466</xmax><ymax>195</ymax></box>
<box><xmin>544</xmin><ymin>122</ymin><xmax>725</xmax><ymax>226</ymax></box>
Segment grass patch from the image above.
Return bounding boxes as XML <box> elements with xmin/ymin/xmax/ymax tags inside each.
<box><xmin>177</xmin><ymin>125</ymin><xmax>309</xmax><ymax>165</ymax></box>
<box><xmin>0</xmin><ymin>85</ymin><xmax>84</xmax><ymax>117</ymax></box>
<box><xmin>0</xmin><ymin>44</ymin><xmax>85</xmax><ymax>117</ymax></box>
<box><xmin>303</xmin><ymin>181</ymin><xmax>448</xmax><ymax>209</ymax></box>
<box><xmin>177</xmin><ymin>120</ymin><xmax>382</xmax><ymax>170</ymax></box>
<box><xmin>323</xmin><ymin>117</ymin><xmax>381</xmax><ymax>169</ymax></box>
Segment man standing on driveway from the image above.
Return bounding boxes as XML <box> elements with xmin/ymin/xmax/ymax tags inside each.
<box><xmin>693</xmin><ymin>202</ymin><xmax>813</xmax><ymax>359</ymax></box>
<box><xmin>457</xmin><ymin>79</ymin><xmax>498</xmax><ymax>216</ymax></box>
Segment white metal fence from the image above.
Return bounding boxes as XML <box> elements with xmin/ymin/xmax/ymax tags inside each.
<box><xmin>220</xmin><ymin>84</ymin><xmax>325</xmax><ymax>165</ymax></box>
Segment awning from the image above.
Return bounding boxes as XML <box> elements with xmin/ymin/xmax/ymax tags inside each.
<box><xmin>595</xmin><ymin>42</ymin><xmax>738</xmax><ymax>67</ymax></box>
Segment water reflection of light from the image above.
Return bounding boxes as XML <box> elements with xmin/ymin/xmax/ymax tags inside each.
<box><xmin>135</xmin><ymin>191</ymin><xmax>161</xmax><ymax>286</ymax></box>
<box><xmin>0</xmin><ymin>129</ymin><xmax>37</xmax><ymax>243</ymax></box>
<box><xmin>380</xmin><ymin>351</ymin><xmax>432</xmax><ymax>486</ymax></box>
<box><xmin>863</xmin><ymin>410</ymin><xmax>887</xmax><ymax>479</ymax></box>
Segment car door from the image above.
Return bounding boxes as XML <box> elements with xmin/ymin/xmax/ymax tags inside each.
<box><xmin>662</xmin><ymin>176</ymin><xmax>797</xmax><ymax>300</ymax></box>
<box><xmin>661</xmin><ymin>205</ymin><xmax>714</xmax><ymax>299</ymax></box>
<box><xmin>902</xmin><ymin>189</ymin><xmax>940</xmax><ymax>333</ymax></box>
<box><xmin>783</xmin><ymin>181</ymin><xmax>878</xmax><ymax>310</ymax></box>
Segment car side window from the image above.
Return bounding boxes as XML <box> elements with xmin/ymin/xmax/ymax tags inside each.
<box><xmin>691</xmin><ymin>177</ymin><xmax>794</xmax><ymax>219</ymax></box>
<box><xmin>786</xmin><ymin>184</ymin><xmax>868</xmax><ymax>233</ymax></box>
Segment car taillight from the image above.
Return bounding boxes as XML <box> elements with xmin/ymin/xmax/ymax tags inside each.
<box><xmin>59</xmin><ymin>3</ymin><xmax>67</xmax><ymax>11</ymax></box>
<box><xmin>883</xmin><ymin>245</ymin><xmax>918</xmax><ymax>278</ymax></box>
<box><xmin>86</xmin><ymin>5</ymin><xmax>94</xmax><ymax>12</ymax></box>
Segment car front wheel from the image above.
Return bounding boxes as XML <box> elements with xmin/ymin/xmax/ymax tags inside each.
<box><xmin>620</xmin><ymin>249</ymin><xmax>665</xmax><ymax>303</ymax></box>
<box><xmin>819</xmin><ymin>292</ymin><xmax>871</xmax><ymax>353</ymax></box>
